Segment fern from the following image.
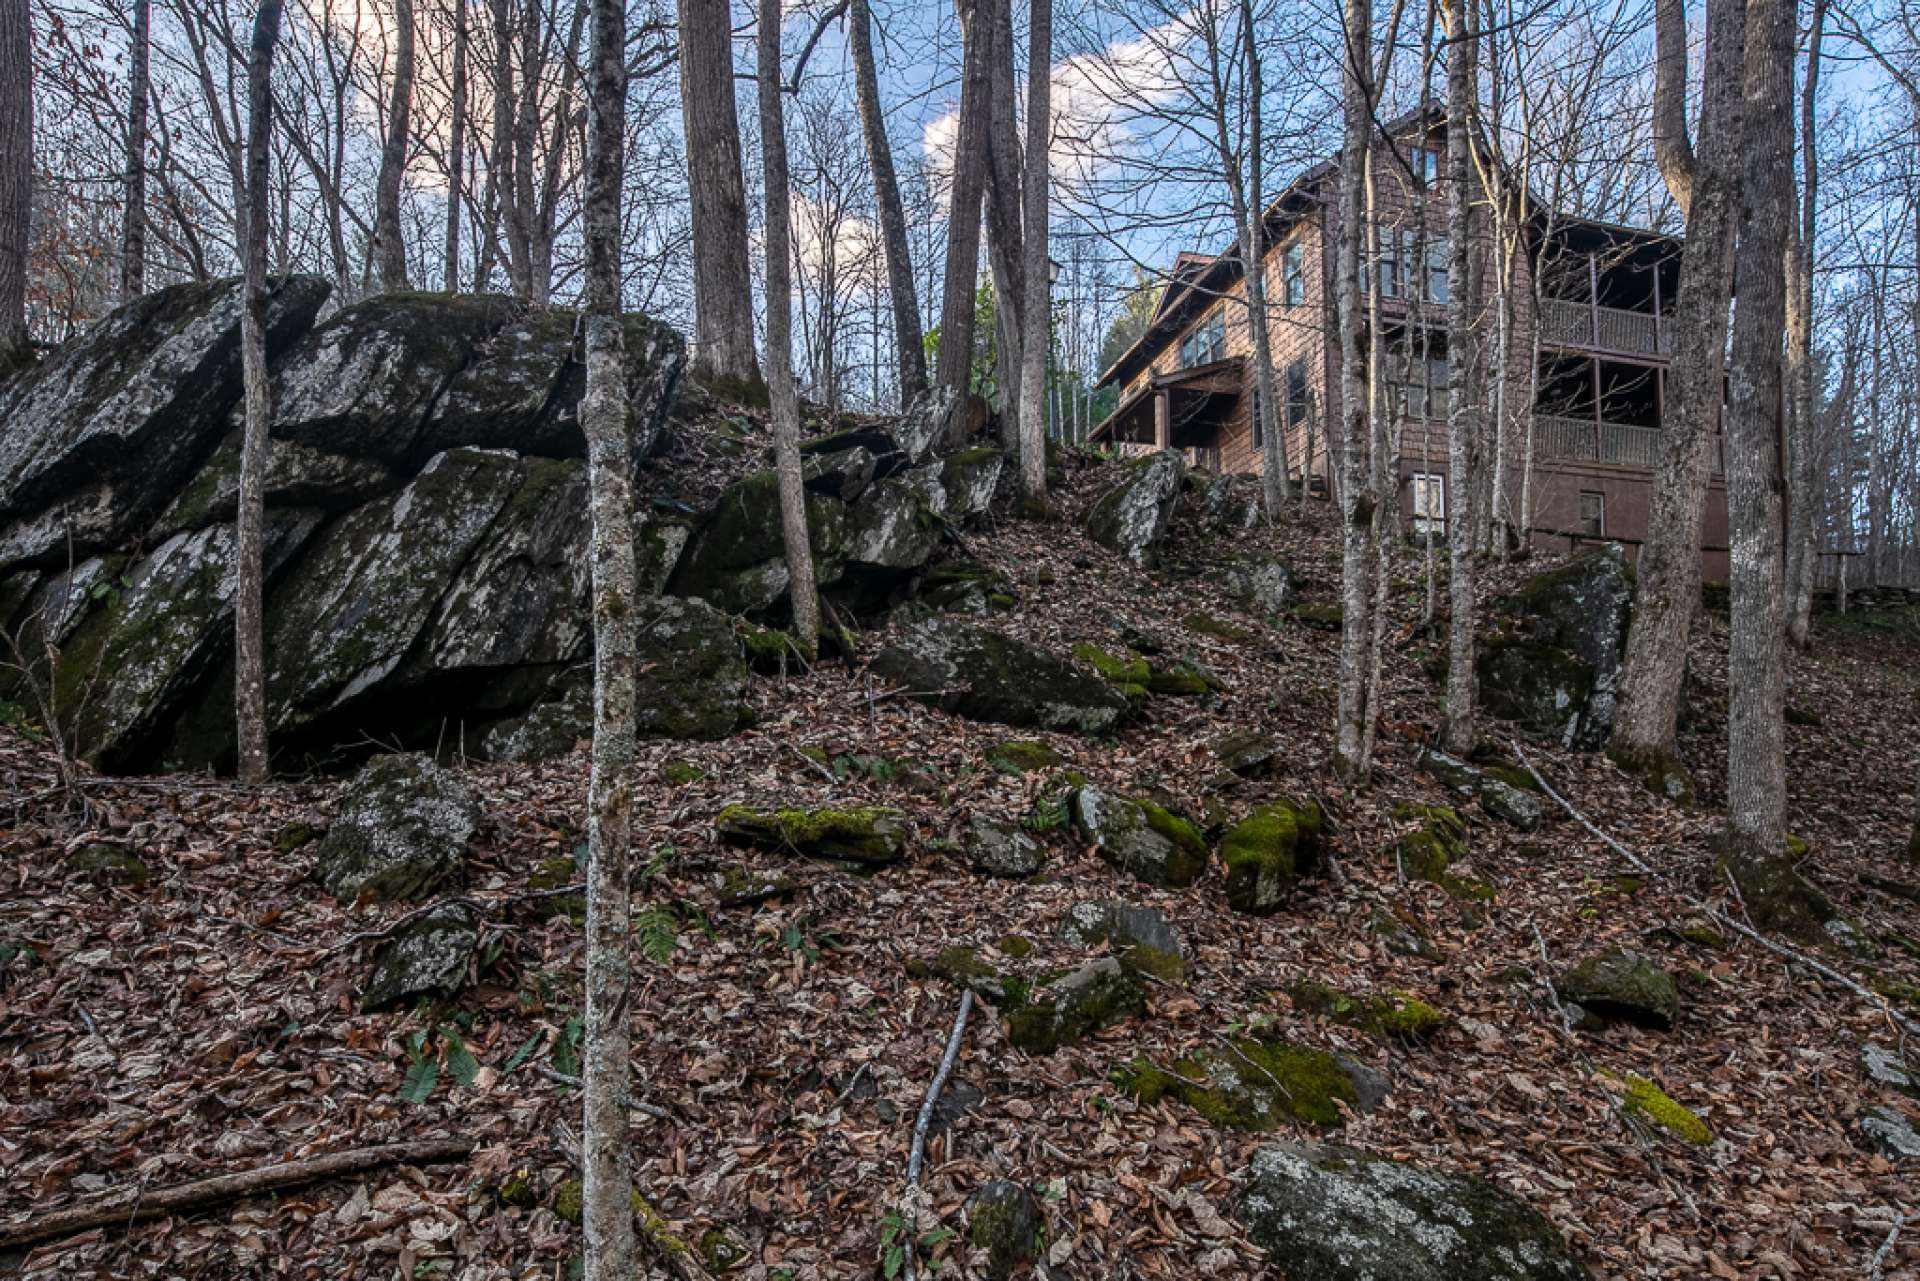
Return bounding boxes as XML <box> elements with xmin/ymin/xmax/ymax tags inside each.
<box><xmin>551</xmin><ymin>1015</ymin><xmax>583</xmax><ymax>1076</ymax></box>
<box><xmin>634</xmin><ymin>904</ymin><xmax>678</xmax><ymax>964</ymax></box>
<box><xmin>502</xmin><ymin>1030</ymin><xmax>542</xmax><ymax>1074</ymax></box>
<box><xmin>442</xmin><ymin>1029</ymin><xmax>480</xmax><ymax>1087</ymax></box>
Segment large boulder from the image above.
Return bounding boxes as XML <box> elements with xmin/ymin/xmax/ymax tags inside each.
<box><xmin>313</xmin><ymin>753</ymin><xmax>480</xmax><ymax>903</ymax></box>
<box><xmin>1004</xmin><ymin>958</ymin><xmax>1146</xmax><ymax>1055</ymax></box>
<box><xmin>1553</xmin><ymin>947</ymin><xmax>1679</xmax><ymax>1030</ymax></box>
<box><xmin>1236</xmin><ymin>1142</ymin><xmax>1589</xmax><ymax>1280</ymax></box>
<box><xmin>1221</xmin><ymin>556</ymin><xmax>1298</xmax><ymax>616</ymax></box>
<box><xmin>1070</xmin><ymin>786</ymin><xmax>1210</xmax><ymax>888</ymax></box>
<box><xmin>667</xmin><ymin>469</ymin><xmax>853</xmax><ymax>613</ymax></box>
<box><xmin>1059</xmin><ymin>900</ymin><xmax>1184</xmax><ymax>980</ymax></box>
<box><xmin>1084</xmin><ymin>450</ymin><xmax>1184</xmax><ymax>567</ymax></box>
<box><xmin>868</xmin><ymin>620</ymin><xmax>1131</xmax><ymax>735</ymax></box>
<box><xmin>361</xmin><ymin>903</ymin><xmax>481</xmax><ymax>1010</ymax></box>
<box><xmin>1479</xmin><ymin>545</ymin><xmax>1633</xmax><ymax>750</ymax></box>
<box><xmin>0</xmin><ymin>276</ymin><xmax>331</xmax><ymax>567</ymax></box>
<box><xmin>630</xmin><ymin>596</ymin><xmax>752</xmax><ymax>738</ymax></box>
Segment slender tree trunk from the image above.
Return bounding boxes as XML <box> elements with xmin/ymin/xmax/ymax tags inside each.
<box><xmin>373</xmin><ymin>0</ymin><xmax>416</xmax><ymax>290</ymax></box>
<box><xmin>1238</xmin><ymin>0</ymin><xmax>1288</xmax><ymax>518</ymax></box>
<box><xmin>1782</xmin><ymin>0</ymin><xmax>1824</xmax><ymax>650</ymax></box>
<box><xmin>578</xmin><ymin>0</ymin><xmax>635</xmax><ymax>1269</ymax></box>
<box><xmin>681</xmin><ymin>0</ymin><xmax>763</xmax><ymax>393</ymax></box>
<box><xmin>1606</xmin><ymin>0</ymin><xmax>1745</xmax><ymax>801</ymax></box>
<box><xmin>235</xmin><ymin>0</ymin><xmax>285</xmax><ymax>784</ymax></box>
<box><xmin>121</xmin><ymin>0</ymin><xmax>152</xmax><ymax>301</ymax></box>
<box><xmin>1333</xmin><ymin>0</ymin><xmax>1374</xmax><ymax>782</ymax></box>
<box><xmin>759</xmin><ymin>0</ymin><xmax>821</xmax><ymax>650</ymax></box>
<box><xmin>1721</xmin><ymin>0</ymin><xmax>1811</xmax><ymax>931</ymax></box>
<box><xmin>1016</xmin><ymin>0</ymin><xmax>1051</xmax><ymax>509</ymax></box>
<box><xmin>1442</xmin><ymin>0</ymin><xmax>1480</xmax><ymax>757</ymax></box>
<box><xmin>1911</xmin><ymin>756</ymin><xmax>1920</xmax><ymax>863</ymax></box>
<box><xmin>849</xmin><ymin>0</ymin><xmax>927</xmax><ymax>407</ymax></box>
<box><xmin>444</xmin><ymin>0</ymin><xmax>468</xmax><ymax>294</ymax></box>
<box><xmin>478</xmin><ymin>0</ymin><xmax>513</xmax><ymax>290</ymax></box>
<box><xmin>983</xmin><ymin>0</ymin><xmax>1024</xmax><ymax>447</ymax></box>
<box><xmin>0</xmin><ymin>0</ymin><xmax>29</xmax><ymax>357</ymax></box>
<box><xmin>935</xmin><ymin>0</ymin><xmax>991</xmax><ymax>401</ymax></box>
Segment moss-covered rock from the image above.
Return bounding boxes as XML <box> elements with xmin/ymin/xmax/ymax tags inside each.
<box><xmin>1290</xmin><ymin>602</ymin><xmax>1344</xmax><ymax>631</ymax></box>
<box><xmin>1390</xmin><ymin>803</ymin><xmax>1468</xmax><ymax>886</ymax></box>
<box><xmin>65</xmin><ymin>842</ymin><xmax>151</xmax><ymax>884</ymax></box>
<box><xmin>1210</xmin><ymin>730</ymin><xmax>1281</xmax><ymax>779</ymax></box>
<box><xmin>1235</xmin><ymin>1142</ymin><xmax>1589</xmax><ymax>1280</ymax></box>
<box><xmin>1614</xmin><ymin>1071</ymin><xmax>1712</xmax><ymax>1144</ymax></box>
<box><xmin>988</xmin><ymin>738</ymin><xmax>1062</xmax><ymax>774</ymax></box>
<box><xmin>1083</xmin><ymin>449</ymin><xmax>1184</xmax><ymax>567</ymax></box>
<box><xmin>1071</xmin><ymin>642</ymin><xmax>1150</xmax><ymax>688</ymax></box>
<box><xmin>313</xmin><ymin>753</ymin><xmax>478</xmax><ymax>903</ymax></box>
<box><xmin>713</xmin><ymin>863</ymin><xmax>797</xmax><ymax>908</ymax></box>
<box><xmin>1144</xmin><ymin>658</ymin><xmax>1223</xmax><ymax>698</ymax></box>
<box><xmin>713</xmin><ymin>804</ymin><xmax>908</xmax><ymax>864</ymax></box>
<box><xmin>1071</xmin><ymin>786</ymin><xmax>1210</xmax><ymax>888</ymax></box>
<box><xmin>1059</xmin><ymin>900</ymin><xmax>1185</xmax><ymax>981</ymax></box>
<box><xmin>1221</xmin><ymin>556</ymin><xmax>1298</xmax><ymax>615</ymax></box>
<box><xmin>1287</xmin><ymin>981</ymin><xmax>1447</xmax><ymax>1042</ymax></box>
<box><xmin>1117</xmin><ymin>1037</ymin><xmax>1383</xmax><ymax>1130</ymax></box>
<box><xmin>1554</xmin><ymin>947</ymin><xmax>1679</xmax><ymax>1030</ymax></box>
<box><xmin>917</xmin><ymin>559</ymin><xmax>1019</xmax><ymax>616</ymax></box>
<box><xmin>966</xmin><ymin>1180</ymin><xmax>1040</xmax><ymax>1281</ymax></box>
<box><xmin>1718</xmin><ymin>831</ymin><xmax>1838</xmax><ymax>941</ymax></box>
<box><xmin>802</xmin><ymin>444</ymin><xmax>878</xmax><ymax>502</ymax></box>
<box><xmin>662</xmin><ymin>760</ymin><xmax>705</xmax><ymax>785</ymax></box>
<box><xmin>361</xmin><ymin>902</ymin><xmax>480</xmax><ymax>1010</ymax></box>
<box><xmin>1488</xmin><ymin>544</ymin><xmax>1634</xmax><ymax>751</ymax></box>
<box><xmin>1606</xmin><ymin>740</ymin><xmax>1697</xmax><ymax>807</ymax></box>
<box><xmin>666</xmin><ymin>469</ymin><xmax>853</xmax><ymax>613</ymax></box>
<box><xmin>1005</xmin><ymin>958</ymin><xmax>1146</xmax><ymax>1054</ymax></box>
<box><xmin>1221</xmin><ymin>800</ymin><xmax>1323</xmax><ymax>913</ymax></box>
<box><xmin>1478</xmin><ymin>640</ymin><xmax>1596</xmax><ymax>748</ymax></box>
<box><xmin>1185</xmin><ymin>611</ymin><xmax>1255</xmax><ymax>643</ymax></box>
<box><xmin>868</xmin><ymin>619</ymin><xmax>1131</xmax><ymax>735</ymax></box>
<box><xmin>528</xmin><ymin>855</ymin><xmax>585</xmax><ymax>921</ymax></box>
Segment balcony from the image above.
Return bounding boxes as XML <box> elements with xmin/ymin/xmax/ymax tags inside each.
<box><xmin>1538</xmin><ymin>297</ymin><xmax>1669</xmax><ymax>359</ymax></box>
<box><xmin>1535</xmin><ymin>415</ymin><xmax>1722</xmax><ymax>473</ymax></box>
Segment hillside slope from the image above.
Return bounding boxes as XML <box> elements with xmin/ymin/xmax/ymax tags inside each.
<box><xmin>3</xmin><ymin>412</ymin><xmax>1918</xmax><ymax>1280</ymax></box>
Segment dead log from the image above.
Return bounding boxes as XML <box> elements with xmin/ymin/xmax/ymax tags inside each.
<box><xmin>0</xmin><ymin>1138</ymin><xmax>473</xmax><ymax>1252</ymax></box>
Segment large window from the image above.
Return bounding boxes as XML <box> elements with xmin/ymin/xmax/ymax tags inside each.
<box><xmin>1411</xmin><ymin>472</ymin><xmax>1446</xmax><ymax>533</ymax></box>
<box><xmin>1397</xmin><ymin>355</ymin><xmax>1450</xmax><ymax>419</ymax></box>
<box><xmin>1409</xmin><ymin>145</ymin><xmax>1441</xmax><ymax>186</ymax></box>
<box><xmin>1364</xmin><ymin>229</ymin><xmax>1449</xmax><ymax>304</ymax></box>
<box><xmin>1179</xmin><ymin>309</ymin><xmax>1227</xmax><ymax>367</ymax></box>
<box><xmin>1579</xmin><ymin>491</ymin><xmax>1605</xmax><ymax>538</ymax></box>
<box><xmin>1280</xmin><ymin>242</ymin><xmax>1306</xmax><ymax>307</ymax></box>
<box><xmin>1283</xmin><ymin>360</ymin><xmax>1312</xmax><ymax>428</ymax></box>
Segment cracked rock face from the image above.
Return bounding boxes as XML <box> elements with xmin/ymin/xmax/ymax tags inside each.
<box><xmin>1237</xmin><ymin>1142</ymin><xmax>1589</xmax><ymax>1281</ymax></box>
<box><xmin>1083</xmin><ymin>449</ymin><xmax>1185</xmax><ymax>567</ymax></box>
<box><xmin>362</xmin><ymin>902</ymin><xmax>481</xmax><ymax>1010</ymax></box>
<box><xmin>313</xmin><ymin>753</ymin><xmax>479</xmax><ymax>904</ymax></box>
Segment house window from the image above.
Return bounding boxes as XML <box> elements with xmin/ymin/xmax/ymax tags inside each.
<box><xmin>1579</xmin><ymin>491</ymin><xmax>1605</xmax><ymax>538</ymax></box>
<box><xmin>1424</xmin><ymin>240</ymin><xmax>1449</xmax><ymax>304</ymax></box>
<box><xmin>1409</xmin><ymin>145</ymin><xmax>1441</xmax><ymax>186</ymax></box>
<box><xmin>1179</xmin><ymin>309</ymin><xmax>1226</xmax><ymax>367</ymax></box>
<box><xmin>1283</xmin><ymin>360</ymin><xmax>1311</xmax><ymax>428</ymax></box>
<box><xmin>1364</xmin><ymin>229</ymin><xmax>1449</xmax><ymax>303</ymax></box>
<box><xmin>1398</xmin><ymin>355</ymin><xmax>1449</xmax><ymax>419</ymax></box>
<box><xmin>1281</xmin><ymin>243</ymin><xmax>1305</xmax><ymax>307</ymax></box>
<box><xmin>1411</xmin><ymin>472</ymin><xmax>1446</xmax><ymax>533</ymax></box>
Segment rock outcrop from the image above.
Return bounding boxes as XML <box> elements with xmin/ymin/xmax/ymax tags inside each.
<box><xmin>868</xmin><ymin>620</ymin><xmax>1131</xmax><ymax>735</ymax></box>
<box><xmin>1236</xmin><ymin>1142</ymin><xmax>1589</xmax><ymax>1280</ymax></box>
<box><xmin>1083</xmin><ymin>449</ymin><xmax>1184</xmax><ymax>567</ymax></box>
<box><xmin>313</xmin><ymin>753</ymin><xmax>480</xmax><ymax>903</ymax></box>
<box><xmin>1478</xmin><ymin>545</ymin><xmax>1634</xmax><ymax>750</ymax></box>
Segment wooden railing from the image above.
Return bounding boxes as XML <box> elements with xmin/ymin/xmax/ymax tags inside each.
<box><xmin>1535</xmin><ymin>415</ymin><xmax>1724</xmax><ymax>473</ymax></box>
<box><xmin>1538</xmin><ymin>297</ymin><xmax>1669</xmax><ymax>358</ymax></box>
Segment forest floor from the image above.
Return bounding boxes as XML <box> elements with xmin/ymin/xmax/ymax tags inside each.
<box><xmin>3</xmin><ymin>416</ymin><xmax>1919</xmax><ymax>1280</ymax></box>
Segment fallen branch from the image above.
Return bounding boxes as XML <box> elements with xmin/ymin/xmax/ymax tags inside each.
<box><xmin>1513</xmin><ymin>743</ymin><xmax>1920</xmax><ymax>1041</ymax></box>
<box><xmin>1871</xmin><ymin>1212</ymin><xmax>1915</xmax><ymax>1281</ymax></box>
<box><xmin>789</xmin><ymin>743</ymin><xmax>838</xmax><ymax>784</ymax></box>
<box><xmin>0</xmin><ymin>1139</ymin><xmax>473</xmax><ymax>1252</ymax></box>
<box><xmin>902</xmin><ymin>988</ymin><xmax>974</xmax><ymax>1281</ymax></box>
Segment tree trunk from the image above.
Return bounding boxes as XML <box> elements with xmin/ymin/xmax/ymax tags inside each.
<box><xmin>982</xmin><ymin>0</ymin><xmax>1024</xmax><ymax>447</ymax></box>
<box><xmin>235</xmin><ymin>0</ymin><xmax>285</xmax><ymax>785</ymax></box>
<box><xmin>758</xmin><ymin>0</ymin><xmax>821</xmax><ymax>651</ymax></box>
<box><xmin>1721</xmin><ymin>0</ymin><xmax>1814</xmax><ymax>934</ymax></box>
<box><xmin>121</xmin><ymin>0</ymin><xmax>152</xmax><ymax>301</ymax></box>
<box><xmin>1606</xmin><ymin>0</ymin><xmax>1744</xmax><ymax>802</ymax></box>
<box><xmin>478</xmin><ymin>0</ymin><xmax>513</xmax><ymax>290</ymax></box>
<box><xmin>1016</xmin><ymin>0</ymin><xmax>1051</xmax><ymax>509</ymax></box>
<box><xmin>1333</xmin><ymin>0</ymin><xmax>1374</xmax><ymax>782</ymax></box>
<box><xmin>848</xmin><ymin>0</ymin><xmax>927</xmax><ymax>407</ymax></box>
<box><xmin>681</xmin><ymin>0</ymin><xmax>763</xmax><ymax>394</ymax></box>
<box><xmin>578</xmin><ymin>0</ymin><xmax>635</xmax><ymax>1270</ymax></box>
<box><xmin>444</xmin><ymin>0</ymin><xmax>468</xmax><ymax>294</ymax></box>
<box><xmin>1238</xmin><ymin>0</ymin><xmax>1288</xmax><ymax>519</ymax></box>
<box><xmin>1781</xmin><ymin>0</ymin><xmax>1824</xmax><ymax>651</ymax></box>
<box><xmin>0</xmin><ymin>0</ymin><xmax>29</xmax><ymax>356</ymax></box>
<box><xmin>934</xmin><ymin>0</ymin><xmax>992</xmax><ymax>402</ymax></box>
<box><xmin>373</xmin><ymin>0</ymin><xmax>416</xmax><ymax>290</ymax></box>
<box><xmin>1442</xmin><ymin>0</ymin><xmax>1480</xmax><ymax>757</ymax></box>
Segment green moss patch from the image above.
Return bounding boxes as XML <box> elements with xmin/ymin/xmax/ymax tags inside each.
<box><xmin>1287</xmin><ymin>981</ymin><xmax>1446</xmax><ymax>1042</ymax></box>
<box><xmin>65</xmin><ymin>843</ymin><xmax>151</xmax><ymax>885</ymax></box>
<box><xmin>714</xmin><ymin>805</ymin><xmax>908</xmax><ymax>864</ymax></box>
<box><xmin>1613</xmin><ymin>1072</ymin><xmax>1712</xmax><ymax>1145</ymax></box>
<box><xmin>1289</xmin><ymin>602</ymin><xmax>1344</xmax><ymax>631</ymax></box>
<box><xmin>1115</xmin><ymin>1037</ymin><xmax>1371</xmax><ymax>1130</ymax></box>
<box><xmin>989</xmin><ymin>739</ymin><xmax>1064</xmax><ymax>774</ymax></box>
<box><xmin>662</xmin><ymin>760</ymin><xmax>705</xmax><ymax>785</ymax></box>
<box><xmin>1183</xmin><ymin>611</ymin><xmax>1254</xmax><ymax>643</ymax></box>
<box><xmin>1220</xmin><ymin>800</ymin><xmax>1323</xmax><ymax>914</ymax></box>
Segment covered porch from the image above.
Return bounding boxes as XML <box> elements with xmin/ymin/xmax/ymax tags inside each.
<box><xmin>1092</xmin><ymin>356</ymin><xmax>1246</xmax><ymax>461</ymax></box>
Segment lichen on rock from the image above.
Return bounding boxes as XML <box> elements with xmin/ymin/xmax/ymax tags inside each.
<box><xmin>1083</xmin><ymin>449</ymin><xmax>1184</xmax><ymax>567</ymax></box>
<box><xmin>313</xmin><ymin>753</ymin><xmax>479</xmax><ymax>903</ymax></box>
<box><xmin>1071</xmin><ymin>785</ymin><xmax>1209</xmax><ymax>888</ymax></box>
<box><xmin>1117</xmin><ymin>1037</ymin><xmax>1384</xmax><ymax>1130</ymax></box>
<box><xmin>1059</xmin><ymin>900</ymin><xmax>1184</xmax><ymax>981</ymax></box>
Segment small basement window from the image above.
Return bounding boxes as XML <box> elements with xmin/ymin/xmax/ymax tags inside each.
<box><xmin>1579</xmin><ymin>491</ymin><xmax>1605</xmax><ymax>538</ymax></box>
<box><xmin>1411</xmin><ymin>472</ymin><xmax>1446</xmax><ymax>534</ymax></box>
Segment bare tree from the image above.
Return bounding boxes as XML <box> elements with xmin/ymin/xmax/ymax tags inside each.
<box><xmin>121</xmin><ymin>0</ymin><xmax>153</xmax><ymax>300</ymax></box>
<box><xmin>235</xmin><ymin>0</ymin><xmax>286</xmax><ymax>784</ymax></box>
<box><xmin>935</xmin><ymin>0</ymin><xmax>992</xmax><ymax>400</ymax></box>
<box><xmin>1442</xmin><ymin>0</ymin><xmax>1481</xmax><ymax>756</ymax></box>
<box><xmin>444</xmin><ymin>0</ymin><xmax>468</xmax><ymax>292</ymax></box>
<box><xmin>681</xmin><ymin>0</ymin><xmax>762</xmax><ymax>393</ymax></box>
<box><xmin>1607</xmin><ymin>0</ymin><xmax>1746</xmax><ymax>800</ymax></box>
<box><xmin>1782</xmin><ymin>0</ymin><xmax>1826</xmax><ymax>649</ymax></box>
<box><xmin>983</xmin><ymin>0</ymin><xmax>1026</xmax><ymax>446</ymax></box>
<box><xmin>1333</xmin><ymin>0</ymin><xmax>1374</xmax><ymax>781</ymax></box>
<box><xmin>1721</xmin><ymin>0</ymin><xmax>1808</xmax><ymax>929</ymax></box>
<box><xmin>577</xmin><ymin>0</ymin><xmax>635</xmax><ymax>1268</ymax></box>
<box><xmin>373</xmin><ymin>0</ymin><xmax>417</xmax><ymax>289</ymax></box>
<box><xmin>0</xmin><ymin>0</ymin><xmax>28</xmax><ymax>357</ymax></box>
<box><xmin>848</xmin><ymin>0</ymin><xmax>927</xmax><ymax>406</ymax></box>
<box><xmin>759</xmin><ymin>0</ymin><xmax>821</xmax><ymax>650</ymax></box>
<box><xmin>1017</xmin><ymin>0</ymin><xmax>1052</xmax><ymax>506</ymax></box>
